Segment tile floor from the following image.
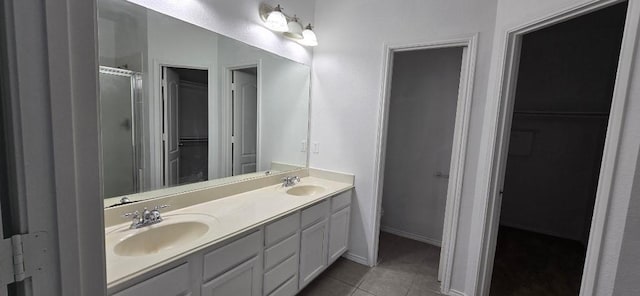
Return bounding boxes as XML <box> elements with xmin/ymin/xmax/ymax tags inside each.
<box><xmin>299</xmin><ymin>232</ymin><xmax>443</xmax><ymax>296</ymax></box>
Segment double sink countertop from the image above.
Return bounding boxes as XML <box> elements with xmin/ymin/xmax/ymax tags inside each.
<box><xmin>104</xmin><ymin>169</ymin><xmax>354</xmax><ymax>289</ymax></box>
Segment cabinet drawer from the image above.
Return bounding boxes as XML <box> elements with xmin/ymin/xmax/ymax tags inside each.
<box><xmin>264</xmin><ymin>254</ymin><xmax>298</xmax><ymax>295</ymax></box>
<box><xmin>202</xmin><ymin>255</ymin><xmax>261</xmax><ymax>296</ymax></box>
<box><xmin>331</xmin><ymin>190</ymin><xmax>352</xmax><ymax>212</ymax></box>
<box><xmin>268</xmin><ymin>275</ymin><xmax>297</xmax><ymax>296</ymax></box>
<box><xmin>203</xmin><ymin>230</ymin><xmax>262</xmax><ymax>281</ymax></box>
<box><xmin>301</xmin><ymin>200</ymin><xmax>329</xmax><ymax>228</ymax></box>
<box><xmin>113</xmin><ymin>263</ymin><xmax>190</xmax><ymax>296</ymax></box>
<box><xmin>264</xmin><ymin>212</ymin><xmax>300</xmax><ymax>247</ymax></box>
<box><xmin>264</xmin><ymin>233</ymin><xmax>299</xmax><ymax>271</ymax></box>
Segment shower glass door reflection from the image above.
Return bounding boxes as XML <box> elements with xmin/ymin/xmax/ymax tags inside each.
<box><xmin>99</xmin><ymin>66</ymin><xmax>142</xmax><ymax>198</ymax></box>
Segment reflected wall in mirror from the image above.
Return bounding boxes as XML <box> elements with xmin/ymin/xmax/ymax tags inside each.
<box><xmin>97</xmin><ymin>0</ymin><xmax>310</xmax><ymax>207</ymax></box>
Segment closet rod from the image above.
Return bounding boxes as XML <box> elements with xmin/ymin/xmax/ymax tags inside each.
<box><xmin>513</xmin><ymin>110</ymin><xmax>609</xmax><ymax>118</ymax></box>
<box><xmin>179</xmin><ymin>137</ymin><xmax>208</xmax><ymax>142</ymax></box>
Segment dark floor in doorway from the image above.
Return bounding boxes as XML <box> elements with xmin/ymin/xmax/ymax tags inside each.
<box><xmin>298</xmin><ymin>232</ymin><xmax>443</xmax><ymax>296</ymax></box>
<box><xmin>489</xmin><ymin>226</ymin><xmax>587</xmax><ymax>296</ymax></box>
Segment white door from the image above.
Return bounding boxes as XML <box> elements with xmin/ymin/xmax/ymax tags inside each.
<box><xmin>163</xmin><ymin>67</ymin><xmax>181</xmax><ymax>186</ymax></box>
<box><xmin>328</xmin><ymin>206</ymin><xmax>351</xmax><ymax>264</ymax></box>
<box><xmin>232</xmin><ymin>70</ymin><xmax>257</xmax><ymax>175</ymax></box>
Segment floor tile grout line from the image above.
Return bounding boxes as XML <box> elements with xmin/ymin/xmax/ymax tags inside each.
<box><xmin>324</xmin><ymin>268</ymin><xmax>370</xmax><ymax>289</ymax></box>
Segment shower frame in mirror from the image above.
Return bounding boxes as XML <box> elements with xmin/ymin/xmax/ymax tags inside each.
<box><xmin>99</xmin><ymin>66</ymin><xmax>143</xmax><ymax>197</ymax></box>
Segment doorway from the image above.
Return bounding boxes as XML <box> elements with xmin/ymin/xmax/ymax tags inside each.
<box><xmin>487</xmin><ymin>2</ymin><xmax>627</xmax><ymax>295</ymax></box>
<box><xmin>372</xmin><ymin>36</ymin><xmax>477</xmax><ymax>294</ymax></box>
<box><xmin>230</xmin><ymin>67</ymin><xmax>258</xmax><ymax>176</ymax></box>
<box><xmin>162</xmin><ymin>66</ymin><xmax>209</xmax><ymax>186</ymax></box>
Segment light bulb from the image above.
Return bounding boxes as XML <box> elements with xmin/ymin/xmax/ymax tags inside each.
<box><xmin>284</xmin><ymin>16</ymin><xmax>303</xmax><ymax>39</ymax></box>
<box><xmin>297</xmin><ymin>24</ymin><xmax>318</xmax><ymax>47</ymax></box>
<box><xmin>265</xmin><ymin>5</ymin><xmax>288</xmax><ymax>32</ymax></box>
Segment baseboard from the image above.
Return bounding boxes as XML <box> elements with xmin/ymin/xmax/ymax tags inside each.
<box><xmin>342</xmin><ymin>252</ymin><xmax>370</xmax><ymax>266</ymax></box>
<box><xmin>381</xmin><ymin>226</ymin><xmax>442</xmax><ymax>247</ymax></box>
<box><xmin>498</xmin><ymin>221</ymin><xmax>586</xmax><ymax>244</ymax></box>
<box><xmin>447</xmin><ymin>289</ymin><xmax>467</xmax><ymax>296</ymax></box>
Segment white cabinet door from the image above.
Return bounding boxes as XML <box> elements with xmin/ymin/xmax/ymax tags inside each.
<box><xmin>299</xmin><ymin>218</ymin><xmax>329</xmax><ymax>289</ymax></box>
<box><xmin>113</xmin><ymin>263</ymin><xmax>191</xmax><ymax>296</ymax></box>
<box><xmin>328</xmin><ymin>206</ymin><xmax>351</xmax><ymax>264</ymax></box>
<box><xmin>202</xmin><ymin>256</ymin><xmax>261</xmax><ymax>296</ymax></box>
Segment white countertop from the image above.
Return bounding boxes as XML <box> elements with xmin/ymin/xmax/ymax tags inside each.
<box><xmin>105</xmin><ymin>176</ymin><xmax>353</xmax><ymax>288</ymax></box>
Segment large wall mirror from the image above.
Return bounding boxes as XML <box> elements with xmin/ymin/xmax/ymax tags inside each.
<box><xmin>98</xmin><ymin>0</ymin><xmax>310</xmax><ymax>207</ymax></box>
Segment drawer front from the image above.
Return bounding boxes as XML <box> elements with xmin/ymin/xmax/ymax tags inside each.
<box><xmin>263</xmin><ymin>254</ymin><xmax>298</xmax><ymax>295</ymax></box>
<box><xmin>301</xmin><ymin>200</ymin><xmax>329</xmax><ymax>228</ymax></box>
<box><xmin>264</xmin><ymin>212</ymin><xmax>300</xmax><ymax>247</ymax></box>
<box><xmin>202</xmin><ymin>256</ymin><xmax>261</xmax><ymax>296</ymax></box>
<box><xmin>331</xmin><ymin>190</ymin><xmax>352</xmax><ymax>212</ymax></box>
<box><xmin>264</xmin><ymin>233</ymin><xmax>299</xmax><ymax>271</ymax></box>
<box><xmin>268</xmin><ymin>275</ymin><xmax>297</xmax><ymax>296</ymax></box>
<box><xmin>113</xmin><ymin>263</ymin><xmax>190</xmax><ymax>296</ymax></box>
<box><xmin>203</xmin><ymin>230</ymin><xmax>262</xmax><ymax>281</ymax></box>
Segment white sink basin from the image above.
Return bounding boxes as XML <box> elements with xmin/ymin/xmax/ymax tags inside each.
<box><xmin>114</xmin><ymin>221</ymin><xmax>209</xmax><ymax>256</ymax></box>
<box><xmin>107</xmin><ymin>214</ymin><xmax>217</xmax><ymax>257</ymax></box>
<box><xmin>286</xmin><ymin>185</ymin><xmax>326</xmax><ymax>196</ymax></box>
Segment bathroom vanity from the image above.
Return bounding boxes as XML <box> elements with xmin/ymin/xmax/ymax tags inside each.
<box><xmin>95</xmin><ymin>1</ymin><xmax>350</xmax><ymax>294</ymax></box>
<box><xmin>104</xmin><ymin>169</ymin><xmax>354</xmax><ymax>296</ymax></box>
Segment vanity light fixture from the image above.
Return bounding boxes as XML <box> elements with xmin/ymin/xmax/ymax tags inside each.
<box><xmin>265</xmin><ymin>4</ymin><xmax>288</xmax><ymax>32</ymax></box>
<box><xmin>260</xmin><ymin>3</ymin><xmax>318</xmax><ymax>46</ymax></box>
<box><xmin>297</xmin><ymin>24</ymin><xmax>318</xmax><ymax>47</ymax></box>
<box><xmin>283</xmin><ymin>15</ymin><xmax>303</xmax><ymax>40</ymax></box>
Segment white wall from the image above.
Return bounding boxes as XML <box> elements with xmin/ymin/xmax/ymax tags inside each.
<box><xmin>309</xmin><ymin>0</ymin><xmax>498</xmax><ymax>292</ymax></box>
<box><xmin>381</xmin><ymin>48</ymin><xmax>463</xmax><ymax>246</ymax></box>
<box><xmin>127</xmin><ymin>0</ymin><xmax>316</xmax><ymax>65</ymax></box>
<box><xmin>468</xmin><ymin>0</ymin><xmax>640</xmax><ymax>294</ymax></box>
<box><xmin>97</xmin><ymin>0</ymin><xmax>148</xmax><ymax>71</ymax></box>
<box><xmin>97</xmin><ymin>17</ymin><xmax>117</xmax><ymax>66</ymax></box>
<box><xmin>501</xmin><ymin>118</ymin><xmax>607</xmax><ymax>243</ymax></box>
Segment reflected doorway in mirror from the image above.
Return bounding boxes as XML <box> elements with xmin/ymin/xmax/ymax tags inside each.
<box><xmin>231</xmin><ymin>67</ymin><xmax>258</xmax><ymax>176</ymax></box>
<box><xmin>161</xmin><ymin>66</ymin><xmax>209</xmax><ymax>187</ymax></box>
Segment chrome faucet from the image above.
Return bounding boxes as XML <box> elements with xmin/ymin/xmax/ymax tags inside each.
<box><xmin>123</xmin><ymin>205</ymin><xmax>170</xmax><ymax>229</ymax></box>
<box><xmin>282</xmin><ymin>176</ymin><xmax>301</xmax><ymax>187</ymax></box>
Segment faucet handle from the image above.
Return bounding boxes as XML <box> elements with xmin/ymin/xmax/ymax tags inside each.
<box><xmin>122</xmin><ymin>210</ymin><xmax>140</xmax><ymax>219</ymax></box>
<box><xmin>153</xmin><ymin>204</ymin><xmax>170</xmax><ymax>211</ymax></box>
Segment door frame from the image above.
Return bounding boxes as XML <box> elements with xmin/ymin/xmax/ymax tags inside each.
<box><xmin>222</xmin><ymin>61</ymin><xmax>262</xmax><ymax>177</ymax></box>
<box><xmin>151</xmin><ymin>61</ymin><xmax>213</xmax><ymax>187</ymax></box>
<box><xmin>371</xmin><ymin>34</ymin><xmax>478</xmax><ymax>295</ymax></box>
<box><xmin>469</xmin><ymin>1</ymin><xmax>640</xmax><ymax>295</ymax></box>
<box><xmin>1</xmin><ymin>0</ymin><xmax>107</xmax><ymax>294</ymax></box>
